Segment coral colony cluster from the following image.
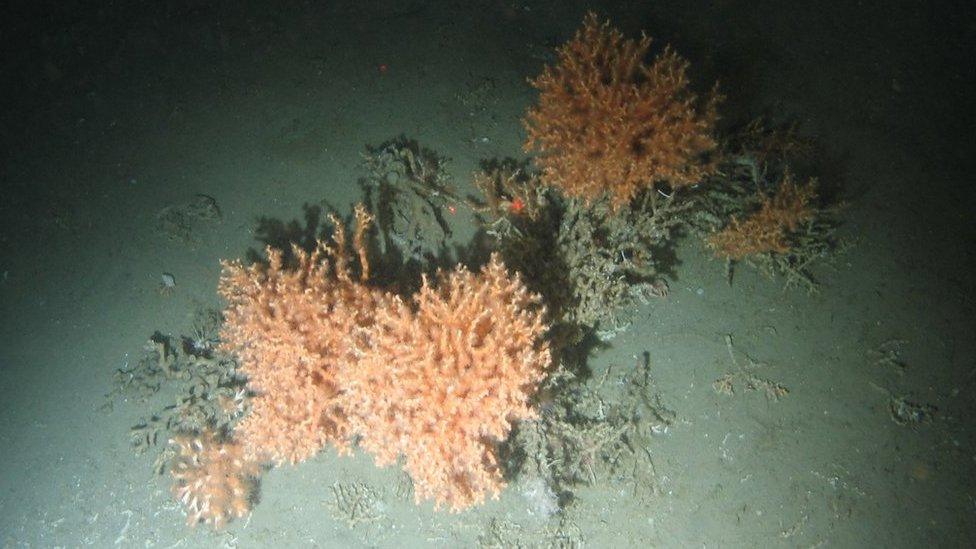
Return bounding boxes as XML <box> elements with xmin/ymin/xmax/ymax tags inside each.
<box><xmin>217</xmin><ymin>204</ymin><xmax>548</xmax><ymax>515</ymax></box>
<box><xmin>127</xmin><ymin>13</ymin><xmax>840</xmax><ymax>528</ymax></box>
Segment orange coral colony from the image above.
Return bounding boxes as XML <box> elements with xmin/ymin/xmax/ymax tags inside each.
<box><xmin>218</xmin><ymin>205</ymin><xmax>387</xmax><ymax>465</ymax></box>
<box><xmin>523</xmin><ymin>12</ymin><xmax>720</xmax><ymax>209</ymax></box>
<box><xmin>708</xmin><ymin>172</ymin><xmax>818</xmax><ymax>260</ymax></box>
<box><xmin>212</xmin><ymin>205</ymin><xmax>550</xmax><ymax>514</ymax></box>
<box><xmin>340</xmin><ymin>254</ymin><xmax>551</xmax><ymax>511</ymax></box>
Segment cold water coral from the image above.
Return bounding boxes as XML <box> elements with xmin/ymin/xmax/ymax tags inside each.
<box><xmin>169</xmin><ymin>430</ymin><xmax>259</xmax><ymax>528</ymax></box>
<box><xmin>707</xmin><ymin>171</ymin><xmax>817</xmax><ymax>260</ymax></box>
<box><xmin>216</xmin><ymin>205</ymin><xmax>551</xmax><ymax>513</ymax></box>
<box><xmin>218</xmin><ymin>205</ymin><xmax>387</xmax><ymax>465</ymax></box>
<box><xmin>359</xmin><ymin>137</ymin><xmax>461</xmax><ymax>269</ymax></box>
<box><xmin>552</xmin><ymin>192</ymin><xmax>683</xmax><ymax>338</ymax></box>
<box><xmin>339</xmin><ymin>254</ymin><xmax>551</xmax><ymax>511</ymax></box>
<box><xmin>470</xmin><ymin>160</ymin><xmax>682</xmax><ymax>340</ymax></box>
<box><xmin>523</xmin><ymin>12</ymin><xmax>719</xmax><ymax>209</ymax></box>
<box><xmin>684</xmin><ymin>117</ymin><xmax>843</xmax><ymax>291</ymax></box>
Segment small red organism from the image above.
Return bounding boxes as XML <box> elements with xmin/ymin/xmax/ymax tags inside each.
<box><xmin>509</xmin><ymin>197</ymin><xmax>524</xmax><ymax>215</ymax></box>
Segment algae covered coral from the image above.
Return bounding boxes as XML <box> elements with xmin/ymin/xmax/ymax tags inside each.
<box><xmin>686</xmin><ymin>121</ymin><xmax>845</xmax><ymax>291</ymax></box>
<box><xmin>470</xmin><ymin>163</ymin><xmax>685</xmax><ymax>340</ymax></box>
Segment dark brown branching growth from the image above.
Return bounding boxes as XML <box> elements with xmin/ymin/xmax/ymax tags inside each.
<box><xmin>523</xmin><ymin>12</ymin><xmax>720</xmax><ymax>209</ymax></box>
<box><xmin>685</xmin><ymin>117</ymin><xmax>843</xmax><ymax>292</ymax></box>
<box><xmin>470</xmin><ymin>161</ymin><xmax>547</xmax><ymax>223</ymax></box>
<box><xmin>470</xmin><ymin>160</ymin><xmax>684</xmax><ymax>340</ymax></box>
<box><xmin>707</xmin><ymin>171</ymin><xmax>818</xmax><ymax>260</ymax></box>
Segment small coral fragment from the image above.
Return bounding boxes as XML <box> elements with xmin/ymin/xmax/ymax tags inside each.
<box><xmin>170</xmin><ymin>430</ymin><xmax>259</xmax><ymax>529</ymax></box>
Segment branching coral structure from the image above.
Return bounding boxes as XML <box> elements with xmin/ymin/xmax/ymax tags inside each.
<box><xmin>707</xmin><ymin>171</ymin><xmax>818</xmax><ymax>260</ymax></box>
<box><xmin>218</xmin><ymin>205</ymin><xmax>388</xmax><ymax>465</ymax></box>
<box><xmin>216</xmin><ymin>204</ymin><xmax>549</xmax><ymax>514</ymax></box>
<box><xmin>684</xmin><ymin>118</ymin><xmax>843</xmax><ymax>291</ymax></box>
<box><xmin>523</xmin><ymin>12</ymin><xmax>720</xmax><ymax>209</ymax></box>
<box><xmin>170</xmin><ymin>429</ymin><xmax>259</xmax><ymax>528</ymax></box>
<box><xmin>340</xmin><ymin>254</ymin><xmax>551</xmax><ymax>511</ymax></box>
<box><xmin>470</xmin><ymin>161</ymin><xmax>681</xmax><ymax>341</ymax></box>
